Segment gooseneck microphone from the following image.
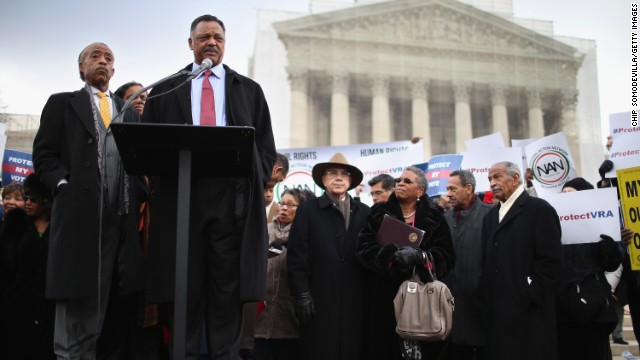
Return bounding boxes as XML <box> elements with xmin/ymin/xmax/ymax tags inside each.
<box><xmin>184</xmin><ymin>58</ymin><xmax>213</xmax><ymax>83</ymax></box>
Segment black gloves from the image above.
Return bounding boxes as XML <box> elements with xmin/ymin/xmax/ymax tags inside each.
<box><xmin>598</xmin><ymin>234</ymin><xmax>623</xmax><ymax>272</ymax></box>
<box><xmin>376</xmin><ymin>243</ymin><xmax>398</xmax><ymax>268</ymax></box>
<box><xmin>598</xmin><ymin>160</ymin><xmax>613</xmax><ymax>180</ymax></box>
<box><xmin>270</xmin><ymin>237</ymin><xmax>288</xmax><ymax>250</ymax></box>
<box><xmin>294</xmin><ymin>292</ymin><xmax>315</xmax><ymax>325</ymax></box>
<box><xmin>391</xmin><ymin>246</ymin><xmax>424</xmax><ymax>272</ymax></box>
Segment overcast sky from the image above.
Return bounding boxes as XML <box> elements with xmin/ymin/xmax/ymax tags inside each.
<box><xmin>0</xmin><ymin>0</ymin><xmax>631</xmax><ymax>139</ymax></box>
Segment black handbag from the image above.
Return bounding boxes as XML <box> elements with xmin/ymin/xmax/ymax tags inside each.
<box><xmin>559</xmin><ymin>272</ymin><xmax>613</xmax><ymax>323</ymax></box>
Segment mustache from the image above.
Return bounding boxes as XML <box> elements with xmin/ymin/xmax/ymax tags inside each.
<box><xmin>204</xmin><ymin>46</ymin><xmax>218</xmax><ymax>53</ymax></box>
<box><xmin>491</xmin><ymin>186</ymin><xmax>501</xmax><ymax>193</ymax></box>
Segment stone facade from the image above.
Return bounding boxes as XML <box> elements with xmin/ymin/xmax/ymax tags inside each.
<box><xmin>252</xmin><ymin>0</ymin><xmax>603</xmax><ymax>176</ymax></box>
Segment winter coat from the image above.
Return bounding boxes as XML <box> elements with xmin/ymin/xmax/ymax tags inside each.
<box><xmin>287</xmin><ymin>193</ymin><xmax>370</xmax><ymax>360</ymax></box>
<box><xmin>355</xmin><ymin>193</ymin><xmax>455</xmax><ymax>360</ymax></box>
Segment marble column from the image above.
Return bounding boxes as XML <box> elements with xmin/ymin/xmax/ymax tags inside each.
<box><xmin>410</xmin><ymin>79</ymin><xmax>431</xmax><ymax>159</ymax></box>
<box><xmin>490</xmin><ymin>84</ymin><xmax>509</xmax><ymax>145</ymax></box>
<box><xmin>330</xmin><ymin>72</ymin><xmax>350</xmax><ymax>146</ymax></box>
<box><xmin>453</xmin><ymin>82</ymin><xmax>472</xmax><ymax>153</ymax></box>
<box><xmin>527</xmin><ymin>88</ymin><xmax>544</xmax><ymax>138</ymax></box>
<box><xmin>288</xmin><ymin>69</ymin><xmax>309</xmax><ymax>148</ymax></box>
<box><xmin>370</xmin><ymin>75</ymin><xmax>391</xmax><ymax>143</ymax></box>
<box><xmin>561</xmin><ymin>89</ymin><xmax>581</xmax><ymax>173</ymax></box>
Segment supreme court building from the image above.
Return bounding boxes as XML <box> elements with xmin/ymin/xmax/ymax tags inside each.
<box><xmin>250</xmin><ymin>0</ymin><xmax>603</xmax><ymax>176</ymax></box>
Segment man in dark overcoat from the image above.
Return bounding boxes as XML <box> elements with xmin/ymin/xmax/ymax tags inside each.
<box><xmin>443</xmin><ymin>170</ymin><xmax>492</xmax><ymax>360</ymax></box>
<box><xmin>141</xmin><ymin>14</ymin><xmax>276</xmax><ymax>359</ymax></box>
<box><xmin>33</xmin><ymin>42</ymin><xmax>146</xmax><ymax>359</ymax></box>
<box><xmin>480</xmin><ymin>161</ymin><xmax>563</xmax><ymax>360</ymax></box>
<box><xmin>287</xmin><ymin>153</ymin><xmax>370</xmax><ymax>360</ymax></box>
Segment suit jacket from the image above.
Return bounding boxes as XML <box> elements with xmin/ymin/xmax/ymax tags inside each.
<box><xmin>32</xmin><ymin>89</ymin><xmax>145</xmax><ymax>299</ymax></box>
<box><xmin>142</xmin><ymin>64</ymin><xmax>276</xmax><ymax>302</ymax></box>
<box><xmin>480</xmin><ymin>190</ymin><xmax>563</xmax><ymax>360</ymax></box>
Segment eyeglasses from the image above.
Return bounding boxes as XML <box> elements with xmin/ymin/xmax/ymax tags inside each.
<box><xmin>278</xmin><ymin>202</ymin><xmax>298</xmax><ymax>209</ymax></box>
<box><xmin>395</xmin><ymin>177</ymin><xmax>414</xmax><ymax>185</ymax></box>
<box><xmin>24</xmin><ymin>196</ymin><xmax>39</xmax><ymax>203</ymax></box>
<box><xmin>324</xmin><ymin>170</ymin><xmax>351</xmax><ymax>178</ymax></box>
<box><xmin>369</xmin><ymin>190</ymin><xmax>389</xmax><ymax>197</ymax></box>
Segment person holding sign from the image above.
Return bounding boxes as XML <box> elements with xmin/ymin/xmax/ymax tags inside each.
<box><xmin>355</xmin><ymin>166</ymin><xmax>454</xmax><ymax>360</ymax></box>
<box><xmin>480</xmin><ymin>161</ymin><xmax>563</xmax><ymax>360</ymax></box>
<box><xmin>556</xmin><ymin>177</ymin><xmax>622</xmax><ymax>360</ymax></box>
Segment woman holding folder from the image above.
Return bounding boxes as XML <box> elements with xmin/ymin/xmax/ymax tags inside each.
<box><xmin>356</xmin><ymin>165</ymin><xmax>455</xmax><ymax>360</ymax></box>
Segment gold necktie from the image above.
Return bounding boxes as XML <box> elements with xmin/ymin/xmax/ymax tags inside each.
<box><xmin>97</xmin><ymin>92</ymin><xmax>111</xmax><ymax>128</ymax></box>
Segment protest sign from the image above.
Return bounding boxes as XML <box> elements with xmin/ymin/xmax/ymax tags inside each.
<box><xmin>465</xmin><ymin>132</ymin><xmax>505</xmax><ymax>152</ymax></box>
<box><xmin>276</xmin><ymin>140</ymin><xmax>423</xmax><ymax>206</ymax></box>
<box><xmin>618</xmin><ymin>166</ymin><xmax>640</xmax><ymax>270</ymax></box>
<box><xmin>545</xmin><ymin>188</ymin><xmax>620</xmax><ymax>245</ymax></box>
<box><xmin>460</xmin><ymin>147</ymin><xmax>522</xmax><ymax>193</ymax></box>
<box><xmin>525</xmin><ymin>132</ymin><xmax>577</xmax><ymax>198</ymax></box>
<box><xmin>605</xmin><ymin>132</ymin><xmax>640</xmax><ymax>178</ymax></box>
<box><xmin>424</xmin><ymin>154</ymin><xmax>463</xmax><ymax>197</ymax></box>
<box><xmin>2</xmin><ymin>149</ymin><xmax>34</xmax><ymax>185</ymax></box>
<box><xmin>609</xmin><ymin>112</ymin><xmax>640</xmax><ymax>139</ymax></box>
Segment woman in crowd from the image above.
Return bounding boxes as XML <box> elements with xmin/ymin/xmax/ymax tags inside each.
<box><xmin>254</xmin><ymin>188</ymin><xmax>316</xmax><ymax>360</ymax></box>
<box><xmin>0</xmin><ymin>174</ymin><xmax>55</xmax><ymax>359</ymax></box>
<box><xmin>115</xmin><ymin>81</ymin><xmax>147</xmax><ymax>116</ymax></box>
<box><xmin>356</xmin><ymin>165</ymin><xmax>455</xmax><ymax>360</ymax></box>
<box><xmin>556</xmin><ymin>177</ymin><xmax>622</xmax><ymax>360</ymax></box>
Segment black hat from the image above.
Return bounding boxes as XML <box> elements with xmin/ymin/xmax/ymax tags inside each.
<box><xmin>23</xmin><ymin>173</ymin><xmax>52</xmax><ymax>201</ymax></box>
<box><xmin>562</xmin><ymin>177</ymin><xmax>594</xmax><ymax>192</ymax></box>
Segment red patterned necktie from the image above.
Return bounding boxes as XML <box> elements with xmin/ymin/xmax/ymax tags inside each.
<box><xmin>200</xmin><ymin>70</ymin><xmax>216</xmax><ymax>126</ymax></box>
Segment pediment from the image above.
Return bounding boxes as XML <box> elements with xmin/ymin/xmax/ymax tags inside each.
<box><xmin>274</xmin><ymin>0</ymin><xmax>579</xmax><ymax>61</ymax></box>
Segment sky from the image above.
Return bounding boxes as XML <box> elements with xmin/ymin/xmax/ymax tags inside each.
<box><xmin>0</xmin><ymin>0</ymin><xmax>631</xmax><ymax>139</ymax></box>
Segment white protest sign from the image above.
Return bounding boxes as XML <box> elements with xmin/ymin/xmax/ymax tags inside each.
<box><xmin>545</xmin><ymin>188</ymin><xmax>621</xmax><ymax>244</ymax></box>
<box><xmin>525</xmin><ymin>132</ymin><xmax>578</xmax><ymax>198</ymax></box>
<box><xmin>460</xmin><ymin>147</ymin><xmax>522</xmax><ymax>193</ymax></box>
<box><xmin>465</xmin><ymin>132</ymin><xmax>505</xmax><ymax>152</ymax></box>
<box><xmin>511</xmin><ymin>138</ymin><xmax>537</xmax><ymax>173</ymax></box>
<box><xmin>277</xmin><ymin>140</ymin><xmax>423</xmax><ymax>207</ymax></box>
<box><xmin>605</xmin><ymin>132</ymin><xmax>640</xmax><ymax>178</ymax></box>
<box><xmin>609</xmin><ymin>112</ymin><xmax>640</xmax><ymax>139</ymax></box>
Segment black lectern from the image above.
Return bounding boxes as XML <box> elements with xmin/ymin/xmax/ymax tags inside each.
<box><xmin>112</xmin><ymin>123</ymin><xmax>254</xmax><ymax>360</ymax></box>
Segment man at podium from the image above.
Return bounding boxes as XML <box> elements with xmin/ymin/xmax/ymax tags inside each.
<box><xmin>142</xmin><ymin>14</ymin><xmax>276</xmax><ymax>359</ymax></box>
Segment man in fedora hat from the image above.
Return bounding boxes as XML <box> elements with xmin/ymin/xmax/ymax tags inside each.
<box><xmin>287</xmin><ymin>152</ymin><xmax>370</xmax><ymax>360</ymax></box>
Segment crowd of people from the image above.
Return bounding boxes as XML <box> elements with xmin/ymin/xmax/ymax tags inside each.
<box><xmin>0</xmin><ymin>11</ymin><xmax>636</xmax><ymax>360</ymax></box>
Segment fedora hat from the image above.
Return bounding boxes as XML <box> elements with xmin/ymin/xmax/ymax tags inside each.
<box><xmin>312</xmin><ymin>152</ymin><xmax>363</xmax><ymax>191</ymax></box>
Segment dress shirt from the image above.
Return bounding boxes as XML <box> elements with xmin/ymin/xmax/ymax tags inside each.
<box><xmin>190</xmin><ymin>62</ymin><xmax>226</xmax><ymax>126</ymax></box>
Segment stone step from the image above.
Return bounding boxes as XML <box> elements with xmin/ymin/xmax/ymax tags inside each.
<box><xmin>611</xmin><ymin>339</ymin><xmax>638</xmax><ymax>357</ymax></box>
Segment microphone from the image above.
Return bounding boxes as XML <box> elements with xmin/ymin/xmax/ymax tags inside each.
<box><xmin>184</xmin><ymin>58</ymin><xmax>213</xmax><ymax>83</ymax></box>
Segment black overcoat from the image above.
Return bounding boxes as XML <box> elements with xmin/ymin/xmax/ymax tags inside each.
<box><xmin>33</xmin><ymin>89</ymin><xmax>145</xmax><ymax>299</ymax></box>
<box><xmin>287</xmin><ymin>194</ymin><xmax>370</xmax><ymax>360</ymax></box>
<box><xmin>480</xmin><ymin>190</ymin><xmax>564</xmax><ymax>360</ymax></box>
<box><xmin>355</xmin><ymin>193</ymin><xmax>455</xmax><ymax>360</ymax></box>
<box><xmin>142</xmin><ymin>64</ymin><xmax>276</xmax><ymax>302</ymax></box>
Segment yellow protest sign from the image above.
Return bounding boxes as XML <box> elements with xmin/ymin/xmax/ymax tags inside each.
<box><xmin>618</xmin><ymin>166</ymin><xmax>640</xmax><ymax>270</ymax></box>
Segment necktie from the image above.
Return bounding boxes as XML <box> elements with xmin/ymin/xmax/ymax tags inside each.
<box><xmin>200</xmin><ymin>70</ymin><xmax>216</xmax><ymax>126</ymax></box>
<box><xmin>97</xmin><ymin>92</ymin><xmax>111</xmax><ymax>128</ymax></box>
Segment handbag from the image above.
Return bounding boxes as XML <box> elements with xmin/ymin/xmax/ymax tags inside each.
<box><xmin>559</xmin><ymin>272</ymin><xmax>615</xmax><ymax>324</ymax></box>
<box><xmin>393</xmin><ymin>252</ymin><xmax>454</xmax><ymax>342</ymax></box>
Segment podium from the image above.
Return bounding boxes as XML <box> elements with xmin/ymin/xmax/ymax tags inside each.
<box><xmin>111</xmin><ymin>123</ymin><xmax>254</xmax><ymax>360</ymax></box>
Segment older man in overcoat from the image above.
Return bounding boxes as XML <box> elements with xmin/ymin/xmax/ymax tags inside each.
<box><xmin>480</xmin><ymin>161</ymin><xmax>563</xmax><ymax>360</ymax></box>
<box><xmin>287</xmin><ymin>153</ymin><xmax>370</xmax><ymax>360</ymax></box>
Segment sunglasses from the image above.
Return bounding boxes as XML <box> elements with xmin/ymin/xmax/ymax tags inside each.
<box><xmin>395</xmin><ymin>177</ymin><xmax>414</xmax><ymax>185</ymax></box>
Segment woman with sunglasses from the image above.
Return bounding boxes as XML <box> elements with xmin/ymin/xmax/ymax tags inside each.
<box><xmin>0</xmin><ymin>173</ymin><xmax>55</xmax><ymax>359</ymax></box>
<box><xmin>356</xmin><ymin>165</ymin><xmax>455</xmax><ymax>360</ymax></box>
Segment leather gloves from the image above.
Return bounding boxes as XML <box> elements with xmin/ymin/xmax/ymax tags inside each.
<box><xmin>598</xmin><ymin>234</ymin><xmax>623</xmax><ymax>272</ymax></box>
<box><xmin>598</xmin><ymin>160</ymin><xmax>613</xmax><ymax>180</ymax></box>
<box><xmin>391</xmin><ymin>246</ymin><xmax>424</xmax><ymax>272</ymax></box>
<box><xmin>376</xmin><ymin>243</ymin><xmax>398</xmax><ymax>268</ymax></box>
<box><xmin>294</xmin><ymin>292</ymin><xmax>315</xmax><ymax>325</ymax></box>
<box><xmin>269</xmin><ymin>237</ymin><xmax>288</xmax><ymax>250</ymax></box>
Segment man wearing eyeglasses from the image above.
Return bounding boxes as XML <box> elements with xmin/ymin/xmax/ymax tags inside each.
<box><xmin>367</xmin><ymin>174</ymin><xmax>395</xmax><ymax>205</ymax></box>
<box><xmin>287</xmin><ymin>152</ymin><xmax>371</xmax><ymax>360</ymax></box>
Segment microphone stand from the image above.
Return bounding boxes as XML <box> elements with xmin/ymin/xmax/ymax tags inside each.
<box><xmin>112</xmin><ymin>69</ymin><xmax>190</xmax><ymax>123</ymax></box>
